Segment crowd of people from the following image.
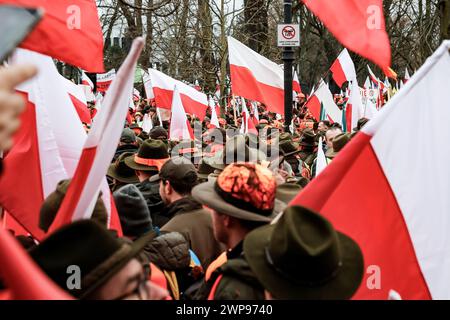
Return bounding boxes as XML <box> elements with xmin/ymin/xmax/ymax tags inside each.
<box><xmin>0</xmin><ymin>63</ymin><xmax>370</xmax><ymax>300</ymax></box>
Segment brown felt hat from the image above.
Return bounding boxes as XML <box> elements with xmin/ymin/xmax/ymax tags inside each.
<box><xmin>107</xmin><ymin>152</ymin><xmax>139</xmax><ymax>184</ymax></box>
<box><xmin>325</xmin><ymin>132</ymin><xmax>351</xmax><ymax>159</ymax></box>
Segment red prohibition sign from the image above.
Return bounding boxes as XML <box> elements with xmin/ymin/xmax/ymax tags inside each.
<box><xmin>282</xmin><ymin>26</ymin><xmax>295</xmax><ymax>39</ymax></box>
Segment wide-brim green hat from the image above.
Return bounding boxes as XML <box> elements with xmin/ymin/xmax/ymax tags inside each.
<box><xmin>243</xmin><ymin>206</ymin><xmax>364</xmax><ymax>300</ymax></box>
<box><xmin>124</xmin><ymin>139</ymin><xmax>169</xmax><ymax>172</ymax></box>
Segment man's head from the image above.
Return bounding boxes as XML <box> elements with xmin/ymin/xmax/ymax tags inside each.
<box><xmin>318</xmin><ymin>120</ymin><xmax>330</xmax><ymax>133</ymax></box>
<box><xmin>192</xmin><ymin>163</ymin><xmax>277</xmax><ymax>248</ymax></box>
<box><xmin>29</xmin><ymin>220</ymin><xmax>162</xmax><ymax>299</ymax></box>
<box><xmin>325</xmin><ymin>127</ymin><xmax>343</xmax><ymax>149</ymax></box>
<box><xmin>120</xmin><ymin>128</ymin><xmax>137</xmax><ymax>146</ymax></box>
<box><xmin>152</xmin><ymin>157</ymin><xmax>198</xmax><ymax>205</ymax></box>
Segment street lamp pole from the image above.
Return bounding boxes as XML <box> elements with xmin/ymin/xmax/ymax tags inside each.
<box><xmin>283</xmin><ymin>0</ymin><xmax>294</xmax><ymax>133</ymax></box>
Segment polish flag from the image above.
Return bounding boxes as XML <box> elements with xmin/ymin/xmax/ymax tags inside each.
<box><xmin>302</xmin><ymin>0</ymin><xmax>390</xmax><ymax>70</ymax></box>
<box><xmin>0</xmin><ymin>49</ymin><xmax>118</xmax><ymax>240</ymax></box>
<box><xmin>315</xmin><ymin>137</ymin><xmax>328</xmax><ymax>177</ymax></box>
<box><xmin>330</xmin><ymin>49</ymin><xmax>357</xmax><ymax>88</ymax></box>
<box><xmin>305</xmin><ymin>80</ymin><xmax>343</xmax><ymax>125</ymax></box>
<box><xmin>367</xmin><ymin>65</ymin><xmax>385</xmax><ymax>90</ymax></box>
<box><xmin>404</xmin><ymin>67</ymin><xmax>411</xmax><ymax>83</ymax></box>
<box><xmin>0</xmin><ymin>0</ymin><xmax>104</xmax><ymax>72</ymax></box>
<box><xmin>169</xmin><ymin>85</ymin><xmax>195</xmax><ymax>140</ymax></box>
<box><xmin>0</xmin><ymin>49</ymin><xmax>86</xmax><ymax>241</ymax></box>
<box><xmin>293</xmin><ymin>70</ymin><xmax>302</xmax><ymax>93</ymax></box>
<box><xmin>240</xmin><ymin>97</ymin><xmax>258</xmax><ymax>135</ymax></box>
<box><xmin>60</xmin><ymin>75</ymin><xmax>92</xmax><ymax>124</ymax></box>
<box><xmin>143</xmin><ymin>71</ymin><xmax>154</xmax><ymax>99</ymax></box>
<box><xmin>209</xmin><ymin>96</ymin><xmax>220</xmax><ymax>129</ymax></box>
<box><xmin>228</xmin><ymin>36</ymin><xmax>284</xmax><ymax>115</ymax></box>
<box><xmin>48</xmin><ymin>38</ymin><xmax>145</xmax><ymax>234</ymax></box>
<box><xmin>81</xmin><ymin>71</ymin><xmax>95</xmax><ymax>90</ymax></box>
<box><xmin>346</xmin><ymin>79</ymin><xmax>365</xmax><ymax>132</ymax></box>
<box><xmin>0</xmin><ymin>228</ymin><xmax>72</xmax><ymax>300</ymax></box>
<box><xmin>148</xmin><ymin>69</ymin><xmax>208</xmax><ymax>120</ymax></box>
<box><xmin>96</xmin><ymin>69</ymin><xmax>116</xmax><ymax>93</ymax></box>
<box><xmin>363</xmin><ymin>76</ymin><xmax>372</xmax><ymax>89</ymax></box>
<box><xmin>291</xmin><ymin>41</ymin><xmax>450</xmax><ymax>300</ymax></box>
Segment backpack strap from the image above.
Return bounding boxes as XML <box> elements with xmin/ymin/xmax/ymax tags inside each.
<box><xmin>207</xmin><ymin>274</ymin><xmax>223</xmax><ymax>301</ymax></box>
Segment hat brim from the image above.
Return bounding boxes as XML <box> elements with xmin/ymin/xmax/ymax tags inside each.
<box><xmin>107</xmin><ymin>164</ymin><xmax>140</xmax><ymax>184</ymax></box>
<box><xmin>299</xmin><ymin>141</ymin><xmax>318</xmax><ymax>147</ymax></box>
<box><xmin>325</xmin><ymin>148</ymin><xmax>338</xmax><ymax>159</ymax></box>
<box><xmin>80</xmin><ymin>230</ymin><xmax>157</xmax><ymax>299</ymax></box>
<box><xmin>124</xmin><ymin>155</ymin><xmax>160</xmax><ymax>172</ymax></box>
<box><xmin>243</xmin><ymin>224</ymin><xmax>364</xmax><ymax>300</ymax></box>
<box><xmin>192</xmin><ymin>181</ymin><xmax>284</xmax><ymax>222</ymax></box>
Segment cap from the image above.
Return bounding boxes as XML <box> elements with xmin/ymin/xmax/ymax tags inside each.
<box><xmin>120</xmin><ymin>128</ymin><xmax>136</xmax><ymax>144</ymax></box>
<box><xmin>149</xmin><ymin>157</ymin><xmax>198</xmax><ymax>186</ymax></box>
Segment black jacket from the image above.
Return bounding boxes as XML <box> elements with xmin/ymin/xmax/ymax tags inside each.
<box><xmin>136</xmin><ymin>179</ymin><xmax>167</xmax><ymax>228</ymax></box>
<box><xmin>113</xmin><ymin>144</ymin><xmax>138</xmax><ymax>162</ymax></box>
<box><xmin>193</xmin><ymin>242</ymin><xmax>265</xmax><ymax>300</ymax></box>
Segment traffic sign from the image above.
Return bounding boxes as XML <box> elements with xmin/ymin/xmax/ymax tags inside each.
<box><xmin>277</xmin><ymin>24</ymin><xmax>300</xmax><ymax>47</ymax></box>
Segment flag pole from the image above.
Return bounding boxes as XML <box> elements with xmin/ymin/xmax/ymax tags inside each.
<box><xmin>283</xmin><ymin>0</ymin><xmax>294</xmax><ymax>133</ymax></box>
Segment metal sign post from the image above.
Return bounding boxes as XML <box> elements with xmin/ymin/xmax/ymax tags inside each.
<box><xmin>278</xmin><ymin>1</ymin><xmax>299</xmax><ymax>133</ymax></box>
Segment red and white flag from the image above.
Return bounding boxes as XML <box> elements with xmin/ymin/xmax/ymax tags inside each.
<box><xmin>81</xmin><ymin>71</ymin><xmax>94</xmax><ymax>90</ymax></box>
<box><xmin>306</xmin><ymin>80</ymin><xmax>343</xmax><ymax>125</ymax></box>
<box><xmin>60</xmin><ymin>75</ymin><xmax>91</xmax><ymax>124</ymax></box>
<box><xmin>149</xmin><ymin>69</ymin><xmax>208</xmax><ymax>120</ymax></box>
<box><xmin>0</xmin><ymin>0</ymin><xmax>104</xmax><ymax>72</ymax></box>
<box><xmin>291</xmin><ymin>41</ymin><xmax>450</xmax><ymax>300</ymax></box>
<box><xmin>48</xmin><ymin>38</ymin><xmax>145</xmax><ymax>233</ymax></box>
<box><xmin>404</xmin><ymin>67</ymin><xmax>411</xmax><ymax>83</ymax></box>
<box><xmin>228</xmin><ymin>36</ymin><xmax>284</xmax><ymax>115</ymax></box>
<box><xmin>302</xmin><ymin>0</ymin><xmax>391</xmax><ymax>70</ymax></box>
<box><xmin>346</xmin><ymin>79</ymin><xmax>365</xmax><ymax>131</ymax></box>
<box><xmin>367</xmin><ymin>65</ymin><xmax>385</xmax><ymax>90</ymax></box>
<box><xmin>96</xmin><ymin>69</ymin><xmax>116</xmax><ymax>93</ymax></box>
<box><xmin>0</xmin><ymin>49</ymin><xmax>88</xmax><ymax>240</ymax></box>
<box><xmin>330</xmin><ymin>48</ymin><xmax>357</xmax><ymax>88</ymax></box>
<box><xmin>0</xmin><ymin>228</ymin><xmax>72</xmax><ymax>300</ymax></box>
<box><xmin>209</xmin><ymin>96</ymin><xmax>220</xmax><ymax>129</ymax></box>
<box><xmin>169</xmin><ymin>85</ymin><xmax>195</xmax><ymax>140</ymax></box>
<box><xmin>293</xmin><ymin>70</ymin><xmax>302</xmax><ymax>93</ymax></box>
<box><xmin>239</xmin><ymin>97</ymin><xmax>258</xmax><ymax>135</ymax></box>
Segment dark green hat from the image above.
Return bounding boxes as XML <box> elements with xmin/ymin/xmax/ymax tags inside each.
<box><xmin>197</xmin><ymin>158</ymin><xmax>215</xmax><ymax>181</ymax></box>
<box><xmin>107</xmin><ymin>152</ymin><xmax>139</xmax><ymax>184</ymax></box>
<box><xmin>275</xmin><ymin>183</ymin><xmax>302</xmax><ymax>204</ymax></box>
<box><xmin>299</xmin><ymin>128</ymin><xmax>318</xmax><ymax>147</ymax></box>
<box><xmin>244</xmin><ymin>206</ymin><xmax>364</xmax><ymax>300</ymax></box>
<box><xmin>124</xmin><ymin>139</ymin><xmax>169</xmax><ymax>172</ymax></box>
<box><xmin>30</xmin><ymin>220</ymin><xmax>157</xmax><ymax>299</ymax></box>
<box><xmin>325</xmin><ymin>133</ymin><xmax>351</xmax><ymax>159</ymax></box>
<box><xmin>279</xmin><ymin>140</ymin><xmax>300</xmax><ymax>157</ymax></box>
<box><xmin>204</xmin><ymin>135</ymin><xmax>266</xmax><ymax>171</ymax></box>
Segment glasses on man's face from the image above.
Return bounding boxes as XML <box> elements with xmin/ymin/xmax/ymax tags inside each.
<box><xmin>114</xmin><ymin>276</ymin><xmax>149</xmax><ymax>300</ymax></box>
